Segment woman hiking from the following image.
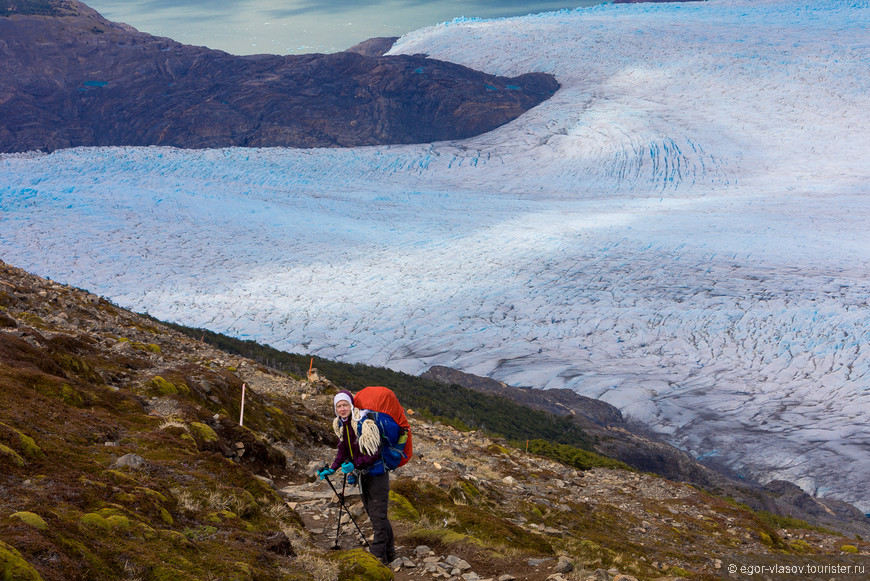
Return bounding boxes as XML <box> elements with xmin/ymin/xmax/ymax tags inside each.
<box><xmin>316</xmin><ymin>390</ymin><xmax>396</xmax><ymax>565</ymax></box>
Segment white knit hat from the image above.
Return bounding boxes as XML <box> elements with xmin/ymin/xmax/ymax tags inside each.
<box><xmin>333</xmin><ymin>391</ymin><xmax>354</xmax><ymax>416</ymax></box>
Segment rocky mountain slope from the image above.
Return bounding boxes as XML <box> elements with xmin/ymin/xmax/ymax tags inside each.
<box><xmin>0</xmin><ymin>0</ymin><xmax>558</xmax><ymax>153</ymax></box>
<box><xmin>2</xmin><ymin>258</ymin><xmax>869</xmax><ymax>581</ymax></box>
<box><xmin>420</xmin><ymin>367</ymin><xmax>870</xmax><ymax>539</ymax></box>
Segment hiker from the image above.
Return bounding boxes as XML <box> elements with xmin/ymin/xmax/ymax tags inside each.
<box><xmin>316</xmin><ymin>390</ymin><xmax>396</xmax><ymax>564</ymax></box>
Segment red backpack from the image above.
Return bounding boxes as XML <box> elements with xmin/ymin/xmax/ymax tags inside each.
<box><xmin>354</xmin><ymin>386</ymin><xmax>413</xmax><ymax>468</ymax></box>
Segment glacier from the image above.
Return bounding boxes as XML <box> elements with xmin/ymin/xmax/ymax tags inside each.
<box><xmin>2</xmin><ymin>0</ymin><xmax>870</xmax><ymax>511</ymax></box>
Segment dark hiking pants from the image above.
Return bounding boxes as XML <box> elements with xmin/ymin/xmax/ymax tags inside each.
<box><xmin>361</xmin><ymin>471</ymin><xmax>394</xmax><ymax>563</ymax></box>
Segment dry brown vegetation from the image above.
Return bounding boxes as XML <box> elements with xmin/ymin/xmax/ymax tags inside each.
<box><xmin>2</xmin><ymin>259</ymin><xmax>869</xmax><ymax>581</ymax></box>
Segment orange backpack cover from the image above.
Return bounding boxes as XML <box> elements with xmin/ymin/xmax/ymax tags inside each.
<box><xmin>354</xmin><ymin>386</ymin><xmax>413</xmax><ymax>467</ymax></box>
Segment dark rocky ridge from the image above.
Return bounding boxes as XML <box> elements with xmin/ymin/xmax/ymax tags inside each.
<box><xmin>0</xmin><ymin>0</ymin><xmax>559</xmax><ymax>153</ymax></box>
<box><xmin>422</xmin><ymin>365</ymin><xmax>870</xmax><ymax>538</ymax></box>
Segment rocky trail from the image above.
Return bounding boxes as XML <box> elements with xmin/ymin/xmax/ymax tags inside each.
<box><xmin>279</xmin><ymin>424</ymin><xmax>643</xmax><ymax>581</ymax></box>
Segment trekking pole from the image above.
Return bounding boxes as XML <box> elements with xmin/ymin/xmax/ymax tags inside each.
<box><xmin>320</xmin><ymin>468</ymin><xmax>370</xmax><ymax>548</ymax></box>
<box><xmin>331</xmin><ymin>473</ymin><xmax>346</xmax><ymax>549</ymax></box>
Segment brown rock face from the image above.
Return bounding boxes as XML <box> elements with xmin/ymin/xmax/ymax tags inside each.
<box><xmin>0</xmin><ymin>0</ymin><xmax>560</xmax><ymax>153</ymax></box>
<box><xmin>421</xmin><ymin>365</ymin><xmax>626</xmax><ymax>427</ymax></box>
<box><xmin>344</xmin><ymin>37</ymin><xmax>400</xmax><ymax>57</ymax></box>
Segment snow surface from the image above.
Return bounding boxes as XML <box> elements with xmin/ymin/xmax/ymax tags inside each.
<box><xmin>2</xmin><ymin>0</ymin><xmax>870</xmax><ymax>510</ymax></box>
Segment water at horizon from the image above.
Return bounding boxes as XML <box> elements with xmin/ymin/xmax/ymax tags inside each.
<box><xmin>84</xmin><ymin>0</ymin><xmax>607</xmax><ymax>55</ymax></box>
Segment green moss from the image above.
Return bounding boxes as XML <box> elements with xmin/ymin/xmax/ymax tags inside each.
<box><xmin>137</xmin><ymin>487</ymin><xmax>169</xmax><ymax>504</ymax></box>
<box><xmin>141</xmin><ymin>343</ymin><xmax>162</xmax><ymax>354</ymax></box>
<box><xmin>17</xmin><ymin>312</ymin><xmax>45</xmax><ymax>327</ymax></box>
<box><xmin>128</xmin><ymin>341</ymin><xmax>162</xmax><ymax>354</ymax></box>
<box><xmin>486</xmin><ymin>444</ymin><xmax>511</xmax><ymax>455</ymax></box>
<box><xmin>0</xmin><ymin>540</ymin><xmax>43</xmax><ymax>581</ymax></box>
<box><xmin>145</xmin><ymin>375</ymin><xmax>191</xmax><ymax>397</ymax></box>
<box><xmin>231</xmin><ymin>562</ymin><xmax>253</xmax><ymax>580</ymax></box>
<box><xmin>207</xmin><ymin>510</ymin><xmax>238</xmax><ymax>523</ymax></box>
<box><xmin>450</xmin><ymin>480</ymin><xmax>481</xmax><ymax>504</ymax></box>
<box><xmin>149</xmin><ymin>376</ymin><xmax>179</xmax><ymax>396</ymax></box>
<box><xmin>95</xmin><ymin>506</ymin><xmax>125</xmax><ymax>518</ymax></box>
<box><xmin>0</xmin><ymin>422</ymin><xmax>45</xmax><ymax>460</ymax></box>
<box><xmin>10</xmin><ymin>511</ymin><xmax>47</xmax><ymax>530</ymax></box>
<box><xmin>105</xmin><ymin>515</ymin><xmax>131</xmax><ymax>531</ymax></box>
<box><xmin>190</xmin><ymin>422</ymin><xmax>219</xmax><ymax>444</ymax></box>
<box><xmin>239</xmin><ymin>490</ymin><xmax>258</xmax><ymax>517</ymax></box>
<box><xmin>159</xmin><ymin>507</ymin><xmax>174</xmax><ymax>526</ymax></box>
<box><xmin>334</xmin><ymin>548</ymin><xmax>392</xmax><ymax>581</ymax></box>
<box><xmin>18</xmin><ymin>433</ymin><xmax>46</xmax><ymax>460</ymax></box>
<box><xmin>182</xmin><ymin>525</ymin><xmax>218</xmax><ymax>541</ymax></box>
<box><xmin>135</xmin><ymin>522</ymin><xmax>157</xmax><ymax>540</ymax></box>
<box><xmin>841</xmin><ymin>544</ymin><xmax>859</xmax><ymax>554</ymax></box>
<box><xmin>55</xmin><ymin>354</ymin><xmax>103</xmax><ymax>384</ymax></box>
<box><xmin>113</xmin><ymin>492</ymin><xmax>137</xmax><ymax>503</ymax></box>
<box><xmin>0</xmin><ymin>443</ymin><xmax>25</xmax><ymax>467</ymax></box>
<box><xmin>388</xmin><ymin>491</ymin><xmax>420</xmax><ymax>522</ymax></box>
<box><xmin>60</xmin><ymin>383</ymin><xmax>85</xmax><ymax>407</ymax></box>
<box><xmin>80</xmin><ymin>512</ymin><xmax>111</xmax><ymax>530</ymax></box>
<box><xmin>788</xmin><ymin>539</ymin><xmax>812</xmax><ymax>553</ymax></box>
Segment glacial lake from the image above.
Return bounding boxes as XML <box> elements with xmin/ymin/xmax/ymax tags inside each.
<box><xmin>84</xmin><ymin>0</ymin><xmax>607</xmax><ymax>55</ymax></box>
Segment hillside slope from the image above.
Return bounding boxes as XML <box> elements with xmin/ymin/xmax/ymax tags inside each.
<box><xmin>3</xmin><ymin>0</ymin><xmax>868</xmax><ymax>515</ymax></box>
<box><xmin>0</xmin><ymin>0</ymin><xmax>558</xmax><ymax>153</ymax></box>
<box><xmin>2</xmin><ymin>259</ymin><xmax>870</xmax><ymax>581</ymax></box>
<box><xmin>419</xmin><ymin>366</ymin><xmax>870</xmax><ymax>538</ymax></box>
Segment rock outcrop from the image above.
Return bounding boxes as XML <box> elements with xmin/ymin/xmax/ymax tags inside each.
<box><xmin>344</xmin><ymin>37</ymin><xmax>400</xmax><ymax>57</ymax></box>
<box><xmin>0</xmin><ymin>0</ymin><xmax>559</xmax><ymax>153</ymax></box>
<box><xmin>422</xmin><ymin>365</ymin><xmax>626</xmax><ymax>428</ymax></box>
